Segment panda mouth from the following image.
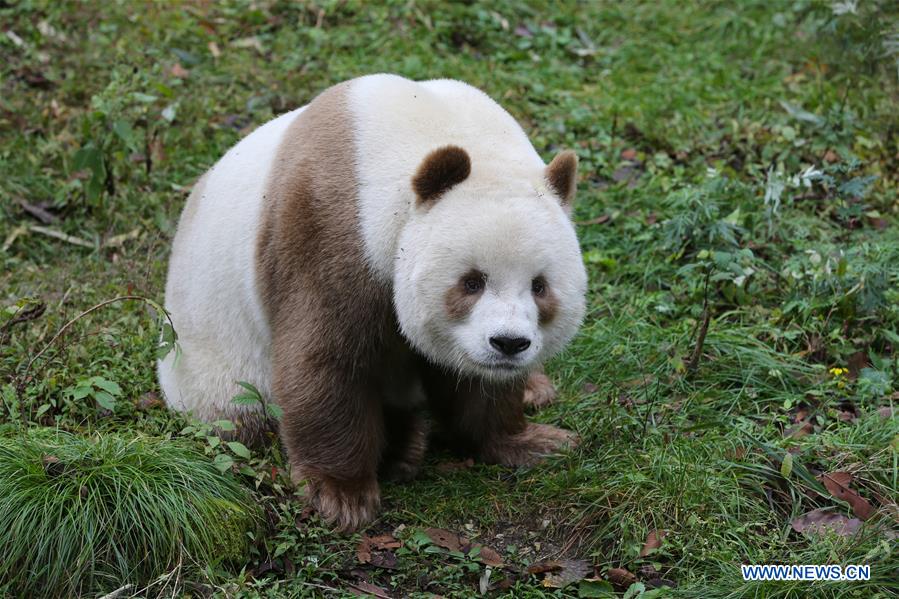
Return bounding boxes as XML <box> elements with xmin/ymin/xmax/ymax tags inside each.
<box><xmin>470</xmin><ymin>356</ymin><xmax>527</xmax><ymax>374</ymax></box>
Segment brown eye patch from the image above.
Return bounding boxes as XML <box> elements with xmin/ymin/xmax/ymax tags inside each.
<box><xmin>533</xmin><ymin>277</ymin><xmax>558</xmax><ymax>325</ymax></box>
<box><xmin>445</xmin><ymin>270</ymin><xmax>485</xmax><ymax>320</ymax></box>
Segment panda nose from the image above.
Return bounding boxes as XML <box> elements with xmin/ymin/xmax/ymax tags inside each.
<box><xmin>489</xmin><ymin>336</ymin><xmax>531</xmax><ymax>356</ymax></box>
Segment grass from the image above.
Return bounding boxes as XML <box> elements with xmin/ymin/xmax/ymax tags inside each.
<box><xmin>1</xmin><ymin>0</ymin><xmax>898</xmax><ymax>597</ymax></box>
<box><xmin>0</xmin><ymin>428</ymin><xmax>259</xmax><ymax>597</ymax></box>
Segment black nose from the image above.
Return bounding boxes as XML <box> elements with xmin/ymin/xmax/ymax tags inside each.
<box><xmin>489</xmin><ymin>336</ymin><xmax>531</xmax><ymax>356</ymax></box>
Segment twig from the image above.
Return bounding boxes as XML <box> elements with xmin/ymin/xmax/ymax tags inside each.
<box><xmin>345</xmin><ymin>581</ymin><xmax>391</xmax><ymax>598</ymax></box>
<box><xmin>99</xmin><ymin>584</ymin><xmax>133</xmax><ymax>599</ymax></box>
<box><xmin>687</xmin><ymin>269</ymin><xmax>712</xmax><ymax>375</ymax></box>
<box><xmin>28</xmin><ymin>225</ymin><xmax>93</xmax><ymax>248</ymax></box>
<box><xmin>17</xmin><ymin>198</ymin><xmax>58</xmax><ymax>224</ymax></box>
<box><xmin>687</xmin><ymin>308</ymin><xmax>711</xmax><ymax>374</ymax></box>
<box><xmin>0</xmin><ymin>301</ymin><xmax>46</xmax><ymax>343</ymax></box>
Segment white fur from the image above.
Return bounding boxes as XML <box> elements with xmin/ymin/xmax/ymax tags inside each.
<box><xmin>351</xmin><ymin>75</ymin><xmax>586</xmax><ymax>379</ymax></box>
<box><xmin>158</xmin><ymin>108</ymin><xmax>304</xmax><ymax>420</ymax></box>
<box><xmin>160</xmin><ymin>74</ymin><xmax>586</xmax><ymax>420</ymax></box>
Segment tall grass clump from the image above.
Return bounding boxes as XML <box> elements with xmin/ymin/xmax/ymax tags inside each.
<box><xmin>0</xmin><ymin>429</ymin><xmax>260</xmax><ymax>597</ymax></box>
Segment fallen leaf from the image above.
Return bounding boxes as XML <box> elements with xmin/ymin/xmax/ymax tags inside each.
<box><xmin>369</xmin><ymin>534</ymin><xmax>402</xmax><ymax>549</ymax></box>
<box><xmin>605</xmin><ymin>567</ymin><xmax>636</xmax><ymax>588</ymax></box>
<box><xmin>823</xmin><ymin>150</ymin><xmax>839</xmax><ymax>163</ymax></box>
<box><xmin>169</xmin><ymin>63</ymin><xmax>190</xmax><ymax>78</ymax></box>
<box><xmin>357</xmin><ymin>533</ymin><xmax>401</xmax><ymax>566</ymax></box>
<box><xmin>425</xmin><ymin>527</ymin><xmax>465</xmax><ymax>552</ymax></box>
<box><xmin>878</xmin><ymin>406</ymin><xmax>894</xmax><ymax>419</ymax></box>
<box><xmin>818</xmin><ymin>472</ymin><xmax>875</xmax><ymax>520</ymax></box>
<box><xmin>527</xmin><ymin>560</ymin><xmax>562</xmax><ymax>576</ymax></box>
<box><xmin>639</xmin><ymin>529</ymin><xmax>666</xmax><ymax>557</ymax></box>
<box><xmin>149</xmin><ymin>136</ymin><xmax>166</xmax><ymax>165</ymax></box>
<box><xmin>621</xmin><ymin>148</ymin><xmax>637</xmax><ymax>161</ymax></box>
<box><xmin>575</xmin><ymin>214</ymin><xmax>610</xmax><ymax>226</ymax></box>
<box><xmin>369</xmin><ymin>550</ymin><xmax>398</xmax><ymax>570</ymax></box>
<box><xmin>356</xmin><ymin>538</ymin><xmax>372</xmax><ymax>564</ymax></box>
<box><xmin>645</xmin><ymin>577</ymin><xmax>677</xmax><ymax>589</ymax></box>
<box><xmin>475</xmin><ymin>544</ymin><xmax>504</xmax><ymax>567</ymax></box>
<box><xmin>791</xmin><ymin>508</ymin><xmax>862</xmax><ymax>537</ymax></box>
<box><xmin>137</xmin><ymin>392</ymin><xmax>163</xmax><ymax>410</ymax></box>
<box><xmin>868</xmin><ymin>216</ymin><xmax>889</xmax><ymax>230</ymax></box>
<box><xmin>347</xmin><ymin>580</ymin><xmax>392</xmax><ymax>598</ymax></box>
<box><xmin>540</xmin><ymin>559</ymin><xmax>590</xmax><ymax>588</ymax></box>
<box><xmin>42</xmin><ymin>454</ymin><xmax>65</xmax><ymax>477</ymax></box>
<box><xmin>514</xmin><ymin>24</ymin><xmax>533</xmax><ymax>38</ymax></box>
<box><xmin>231</xmin><ymin>36</ymin><xmax>264</xmax><ymax>53</ymax></box>
<box><xmin>785</xmin><ymin>419</ymin><xmax>814</xmax><ymax>439</ymax></box>
<box><xmin>17</xmin><ymin>199</ymin><xmax>57</xmax><ymax>224</ymax></box>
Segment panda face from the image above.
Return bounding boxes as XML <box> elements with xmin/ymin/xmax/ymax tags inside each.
<box><xmin>393</xmin><ymin>185</ymin><xmax>587</xmax><ymax>381</ymax></box>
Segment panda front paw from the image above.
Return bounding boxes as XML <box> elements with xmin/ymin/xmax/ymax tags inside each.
<box><xmin>522</xmin><ymin>371</ymin><xmax>557</xmax><ymax>410</ymax></box>
<box><xmin>479</xmin><ymin>423</ymin><xmax>578</xmax><ymax>467</ymax></box>
<box><xmin>303</xmin><ymin>474</ymin><xmax>380</xmax><ymax>533</ymax></box>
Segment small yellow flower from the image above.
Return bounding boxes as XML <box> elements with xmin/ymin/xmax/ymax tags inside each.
<box><xmin>829</xmin><ymin>367</ymin><xmax>846</xmax><ymax>377</ymax></box>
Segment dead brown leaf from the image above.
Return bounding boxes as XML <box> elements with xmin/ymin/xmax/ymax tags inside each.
<box><xmin>785</xmin><ymin>419</ymin><xmax>814</xmax><ymax>439</ymax></box>
<box><xmin>605</xmin><ymin>567</ymin><xmax>637</xmax><ymax>589</ymax></box>
<box><xmin>356</xmin><ymin>539</ymin><xmax>372</xmax><ymax>565</ymax></box>
<box><xmin>137</xmin><ymin>392</ymin><xmax>163</xmax><ymax>410</ymax></box>
<box><xmin>347</xmin><ymin>580</ymin><xmax>392</xmax><ymax>598</ymax></box>
<box><xmin>425</xmin><ymin>527</ymin><xmax>465</xmax><ymax>552</ymax></box>
<box><xmin>792</xmin><ymin>508</ymin><xmax>862</xmax><ymax>537</ymax></box>
<box><xmin>621</xmin><ymin>148</ymin><xmax>637</xmax><ymax>161</ymax></box>
<box><xmin>539</xmin><ymin>559</ymin><xmax>590</xmax><ymax>588</ymax></box>
<box><xmin>818</xmin><ymin>472</ymin><xmax>875</xmax><ymax>520</ymax></box>
<box><xmin>17</xmin><ymin>198</ymin><xmax>57</xmax><ymax>224</ymax></box>
<box><xmin>575</xmin><ymin>214</ymin><xmax>610</xmax><ymax>226</ymax></box>
<box><xmin>369</xmin><ymin>534</ymin><xmax>402</xmax><ymax>549</ymax></box>
<box><xmin>475</xmin><ymin>544</ymin><xmax>504</xmax><ymax>567</ymax></box>
<box><xmin>357</xmin><ymin>534</ymin><xmax>402</xmax><ymax>566</ymax></box>
<box><xmin>823</xmin><ymin>150</ymin><xmax>839</xmax><ymax>163</ymax></box>
<box><xmin>877</xmin><ymin>406</ymin><xmax>893</xmax><ymax>419</ymax></box>
<box><xmin>639</xmin><ymin>529</ymin><xmax>666</xmax><ymax>557</ymax></box>
<box><xmin>169</xmin><ymin>63</ymin><xmax>190</xmax><ymax>78</ymax></box>
<box><xmin>527</xmin><ymin>560</ymin><xmax>562</xmax><ymax>576</ymax></box>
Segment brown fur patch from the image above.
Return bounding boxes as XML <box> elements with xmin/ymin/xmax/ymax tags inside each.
<box><xmin>412</xmin><ymin>145</ymin><xmax>471</xmax><ymax>204</ymax></box>
<box><xmin>257</xmin><ymin>82</ymin><xmax>407</xmax><ymax>531</ymax></box>
<box><xmin>545</xmin><ymin>150</ymin><xmax>578</xmax><ymax>206</ymax></box>
<box><xmin>419</xmin><ymin>359</ymin><xmax>576</xmax><ymax>466</ymax></box>
<box><xmin>535</xmin><ymin>287</ymin><xmax>559</xmax><ymax>325</ymax></box>
<box><xmin>444</xmin><ymin>270</ymin><xmax>484</xmax><ymax>320</ymax></box>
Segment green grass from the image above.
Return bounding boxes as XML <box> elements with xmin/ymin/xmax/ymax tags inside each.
<box><xmin>0</xmin><ymin>429</ymin><xmax>259</xmax><ymax>597</ymax></box>
<box><xmin>1</xmin><ymin>0</ymin><xmax>898</xmax><ymax>597</ymax></box>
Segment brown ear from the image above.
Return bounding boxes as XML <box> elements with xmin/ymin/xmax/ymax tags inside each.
<box><xmin>545</xmin><ymin>150</ymin><xmax>578</xmax><ymax>207</ymax></box>
<box><xmin>412</xmin><ymin>145</ymin><xmax>471</xmax><ymax>205</ymax></box>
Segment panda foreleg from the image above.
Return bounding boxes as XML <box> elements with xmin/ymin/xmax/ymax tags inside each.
<box><xmin>272</xmin><ymin>345</ymin><xmax>384</xmax><ymax>533</ymax></box>
<box><xmin>379</xmin><ymin>406</ymin><xmax>429</xmax><ymax>482</ymax></box>
<box><xmin>422</xmin><ymin>368</ymin><xmax>577</xmax><ymax>467</ymax></box>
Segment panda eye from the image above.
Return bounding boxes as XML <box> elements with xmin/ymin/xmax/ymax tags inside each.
<box><xmin>531</xmin><ymin>277</ymin><xmax>547</xmax><ymax>296</ymax></box>
<box><xmin>462</xmin><ymin>273</ymin><xmax>485</xmax><ymax>294</ymax></box>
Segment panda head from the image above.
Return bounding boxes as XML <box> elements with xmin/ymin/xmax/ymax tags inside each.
<box><xmin>393</xmin><ymin>145</ymin><xmax>587</xmax><ymax>381</ymax></box>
